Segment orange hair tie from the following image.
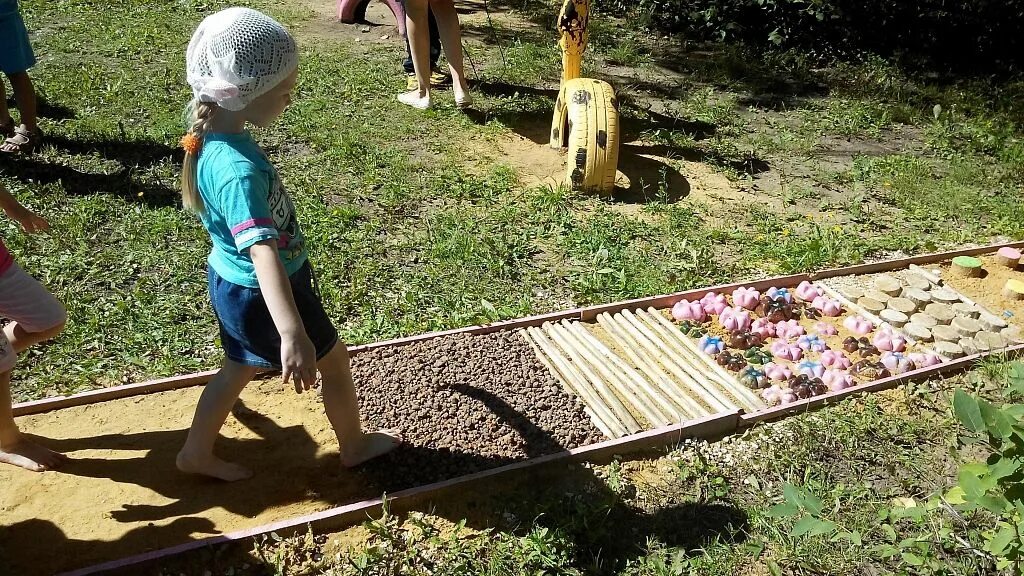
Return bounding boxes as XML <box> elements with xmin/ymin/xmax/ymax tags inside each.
<box><xmin>180</xmin><ymin>132</ymin><xmax>202</xmax><ymax>155</ymax></box>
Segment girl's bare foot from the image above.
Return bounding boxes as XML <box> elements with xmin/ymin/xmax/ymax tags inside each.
<box><xmin>0</xmin><ymin>436</ymin><xmax>67</xmax><ymax>471</ymax></box>
<box><xmin>341</xmin><ymin>430</ymin><xmax>402</xmax><ymax>467</ymax></box>
<box><xmin>176</xmin><ymin>450</ymin><xmax>253</xmax><ymax>482</ymax></box>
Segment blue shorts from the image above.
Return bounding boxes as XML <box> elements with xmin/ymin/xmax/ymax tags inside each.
<box><xmin>0</xmin><ymin>12</ymin><xmax>35</xmax><ymax>75</ymax></box>
<box><xmin>208</xmin><ymin>260</ymin><xmax>339</xmax><ymax>369</ymax></box>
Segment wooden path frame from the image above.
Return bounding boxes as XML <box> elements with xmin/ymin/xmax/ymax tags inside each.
<box><xmin>10</xmin><ymin>240</ymin><xmax>1019</xmax><ymax>575</ymax></box>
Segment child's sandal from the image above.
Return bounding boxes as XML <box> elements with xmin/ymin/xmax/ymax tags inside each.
<box><xmin>1</xmin><ymin>126</ymin><xmax>42</xmax><ymax>154</ymax></box>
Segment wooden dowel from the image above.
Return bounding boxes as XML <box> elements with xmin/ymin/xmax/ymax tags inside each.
<box><xmin>522</xmin><ymin>328</ymin><xmax>619</xmax><ymax>438</ymax></box>
<box><xmin>605</xmin><ymin>310</ymin><xmax>729</xmax><ymax>414</ymax></box>
<box><xmin>597</xmin><ymin>313</ymin><xmax>706</xmax><ymax>419</ymax></box>
<box><xmin>532</xmin><ymin>325</ymin><xmax>631</xmax><ymax>438</ymax></box>
<box><xmin>639</xmin><ymin>308</ymin><xmax>764</xmax><ymax>412</ymax></box>
<box><xmin>525</xmin><ymin>327</ymin><xmax>624</xmax><ymax>438</ymax></box>
<box><xmin>550</xmin><ymin>322</ymin><xmax>666</xmax><ymax>428</ymax></box>
<box><xmin>615</xmin><ymin>310</ymin><xmax>736</xmax><ymax>413</ymax></box>
<box><xmin>543</xmin><ymin>323</ymin><xmax>642</xmax><ymax>433</ymax></box>
<box><xmin>563</xmin><ymin>320</ymin><xmax>676</xmax><ymax>425</ymax></box>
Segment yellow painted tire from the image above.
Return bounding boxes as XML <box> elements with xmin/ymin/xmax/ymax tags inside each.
<box><xmin>564</xmin><ymin>78</ymin><xmax>620</xmax><ymax>195</ymax></box>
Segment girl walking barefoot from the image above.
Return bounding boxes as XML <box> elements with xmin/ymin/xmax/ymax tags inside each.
<box><xmin>0</xmin><ymin>183</ymin><xmax>67</xmax><ymax>471</ymax></box>
<box><xmin>178</xmin><ymin>7</ymin><xmax>400</xmax><ymax>481</ymax></box>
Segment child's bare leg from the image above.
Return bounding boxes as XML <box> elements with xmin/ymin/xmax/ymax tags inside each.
<box><xmin>176</xmin><ymin>359</ymin><xmax>258</xmax><ymax>481</ymax></box>
<box><xmin>317</xmin><ymin>343</ymin><xmax>400</xmax><ymax>467</ymax></box>
<box><xmin>7</xmin><ymin>72</ymin><xmax>37</xmax><ymax>132</ymax></box>
<box><xmin>0</xmin><ymin>80</ymin><xmax>10</xmax><ymax>127</ymax></box>
<box><xmin>0</xmin><ymin>369</ymin><xmax>66</xmax><ymax>471</ymax></box>
<box><xmin>0</xmin><ymin>318</ymin><xmax>68</xmax><ymax>471</ymax></box>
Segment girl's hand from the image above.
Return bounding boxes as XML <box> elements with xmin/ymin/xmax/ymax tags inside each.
<box><xmin>281</xmin><ymin>332</ymin><xmax>317</xmax><ymax>393</ymax></box>
<box><xmin>5</xmin><ymin>204</ymin><xmax>49</xmax><ymax>234</ymax></box>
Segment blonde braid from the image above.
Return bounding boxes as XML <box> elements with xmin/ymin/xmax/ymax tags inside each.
<box><xmin>180</xmin><ymin>100</ymin><xmax>218</xmax><ymax>213</ymax></box>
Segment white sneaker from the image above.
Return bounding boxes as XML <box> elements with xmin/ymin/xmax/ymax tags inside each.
<box><xmin>398</xmin><ymin>90</ymin><xmax>431</xmax><ymax>110</ymax></box>
<box><xmin>454</xmin><ymin>92</ymin><xmax>473</xmax><ymax>110</ymax></box>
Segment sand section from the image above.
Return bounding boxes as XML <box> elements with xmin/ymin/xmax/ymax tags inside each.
<box><xmin>939</xmin><ymin>254</ymin><xmax>1024</xmax><ymax>329</ymax></box>
<box><xmin>0</xmin><ymin>379</ymin><xmax>376</xmax><ymax>576</ymax></box>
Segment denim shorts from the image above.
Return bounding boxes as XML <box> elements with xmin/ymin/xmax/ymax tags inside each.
<box><xmin>208</xmin><ymin>260</ymin><xmax>339</xmax><ymax>368</ymax></box>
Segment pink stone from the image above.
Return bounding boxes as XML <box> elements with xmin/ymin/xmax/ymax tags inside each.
<box><xmin>764</xmin><ymin>362</ymin><xmax>793</xmax><ymax>381</ymax></box>
<box><xmin>751</xmin><ymin>317</ymin><xmax>777</xmax><ymax>339</ymax></box>
<box><xmin>814</xmin><ymin>322</ymin><xmax>838</xmax><ymax>336</ymax></box>
<box><xmin>812</xmin><ymin>295</ymin><xmax>842</xmax><ymax>317</ymax></box>
<box><xmin>719</xmin><ymin>306</ymin><xmax>752</xmax><ymax>332</ymax></box>
<box><xmin>795</xmin><ymin>280</ymin><xmax>823</xmax><ymax>302</ymax></box>
<box><xmin>823</xmin><ymin>369</ymin><xmax>854</xmax><ymax>391</ymax></box>
<box><xmin>881</xmin><ymin>351</ymin><xmax>915</xmax><ymax>374</ymax></box>
<box><xmin>998</xmin><ymin>246</ymin><xmax>1021</xmax><ymax>263</ymax></box>
<box><xmin>700</xmin><ymin>292</ymin><xmax>728</xmax><ymax>315</ymax></box>
<box><xmin>843</xmin><ymin>315</ymin><xmax>874</xmax><ymax>335</ymax></box>
<box><xmin>732</xmin><ymin>287</ymin><xmax>761</xmax><ymax>310</ymax></box>
<box><xmin>761</xmin><ymin>385</ymin><xmax>782</xmax><ymax>406</ymax></box>
<box><xmin>908</xmin><ymin>352</ymin><xmax>943</xmax><ymax>368</ymax></box>
<box><xmin>671</xmin><ymin>300</ymin><xmax>707</xmax><ymax>322</ymax></box>
<box><xmin>770</xmin><ymin>340</ymin><xmax>803</xmax><ymax>361</ymax></box>
<box><xmin>873</xmin><ymin>330</ymin><xmax>907</xmax><ymax>352</ymax></box>
<box><xmin>780</xmin><ymin>390</ymin><xmax>798</xmax><ymax>404</ymax></box>
<box><xmin>775</xmin><ymin>319</ymin><xmax>805</xmax><ymax>339</ymax></box>
<box><xmin>820</xmin><ymin>350</ymin><xmax>852</xmax><ymax>369</ymax></box>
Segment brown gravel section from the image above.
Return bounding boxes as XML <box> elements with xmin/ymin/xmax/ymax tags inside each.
<box><xmin>350</xmin><ymin>330</ymin><xmax>604</xmax><ymax>490</ymax></box>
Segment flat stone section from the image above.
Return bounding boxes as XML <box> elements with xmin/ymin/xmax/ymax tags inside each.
<box><xmin>904</xmin><ymin>274</ymin><xmax>932</xmax><ymax>291</ymax></box>
<box><xmin>880</xmin><ymin>309</ymin><xmax>909</xmax><ymax>327</ymax></box>
<box><xmin>925</xmin><ymin>303</ymin><xmax>956</xmax><ymax>325</ymax></box>
<box><xmin>976</xmin><ymin>331</ymin><xmax>1006</xmax><ymax>350</ymax></box>
<box><xmin>904</xmin><ymin>323</ymin><xmax>933</xmax><ymax>342</ymax></box>
<box><xmin>858</xmin><ymin>297</ymin><xmax>885</xmax><ymax>314</ymax></box>
<box><xmin>874</xmin><ymin>275</ymin><xmax>903</xmax><ymax>296</ymax></box>
<box><xmin>910</xmin><ymin>313</ymin><xmax>938</xmax><ymax>328</ymax></box>
<box><xmin>952</xmin><ymin>302</ymin><xmax>979</xmax><ymax>318</ymax></box>
<box><xmin>933</xmin><ymin>324</ymin><xmax>960</xmax><ymax>343</ymax></box>
<box><xmin>864</xmin><ymin>289</ymin><xmax>892</xmax><ymax>303</ymax></box>
<box><xmin>889</xmin><ymin>298</ymin><xmax>917</xmax><ymax>315</ymax></box>
<box><xmin>902</xmin><ymin>288</ymin><xmax>931</xmax><ymax>307</ymax></box>
<box><xmin>952</xmin><ymin>316</ymin><xmax>982</xmax><ymax>336</ymax></box>
<box><xmin>934</xmin><ymin>341</ymin><xmax>965</xmax><ymax>358</ymax></box>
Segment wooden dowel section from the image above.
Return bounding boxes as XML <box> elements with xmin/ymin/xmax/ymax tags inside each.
<box><xmin>597</xmin><ymin>313</ymin><xmax>706</xmax><ymax>419</ymax></box>
<box><xmin>639</xmin><ymin>308</ymin><xmax>764</xmax><ymax>412</ymax></box>
<box><xmin>563</xmin><ymin>320</ymin><xmax>677</xmax><ymax>425</ymax></box>
<box><xmin>522</xmin><ymin>328</ymin><xmax>619</xmax><ymax>438</ymax></box>
<box><xmin>525</xmin><ymin>327</ymin><xmax>624</xmax><ymax>438</ymax></box>
<box><xmin>550</xmin><ymin>322</ymin><xmax>667</xmax><ymax>428</ymax></box>
<box><xmin>606</xmin><ymin>310</ymin><xmax>729</xmax><ymax>414</ymax></box>
<box><xmin>543</xmin><ymin>323</ymin><xmax>642</xmax><ymax>434</ymax></box>
<box><xmin>532</xmin><ymin>325</ymin><xmax>632</xmax><ymax>437</ymax></box>
<box><xmin>616</xmin><ymin>309</ymin><xmax>737</xmax><ymax>413</ymax></box>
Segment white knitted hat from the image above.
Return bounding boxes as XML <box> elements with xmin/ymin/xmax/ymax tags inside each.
<box><xmin>186</xmin><ymin>7</ymin><xmax>298</xmax><ymax>111</ymax></box>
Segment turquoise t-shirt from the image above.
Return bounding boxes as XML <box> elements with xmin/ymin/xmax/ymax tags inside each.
<box><xmin>197</xmin><ymin>131</ymin><xmax>307</xmax><ymax>288</ymax></box>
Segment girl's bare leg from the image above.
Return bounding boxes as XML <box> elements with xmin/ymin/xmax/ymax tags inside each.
<box><xmin>428</xmin><ymin>0</ymin><xmax>470</xmax><ymax>103</ymax></box>
<box><xmin>399</xmin><ymin>0</ymin><xmax>433</xmax><ymax>108</ymax></box>
<box><xmin>0</xmin><ymin>320</ymin><xmax>67</xmax><ymax>472</ymax></box>
<box><xmin>176</xmin><ymin>359</ymin><xmax>259</xmax><ymax>481</ymax></box>
<box><xmin>317</xmin><ymin>343</ymin><xmax>400</xmax><ymax>467</ymax></box>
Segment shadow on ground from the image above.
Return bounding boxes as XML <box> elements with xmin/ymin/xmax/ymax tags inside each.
<box><xmin>0</xmin><ymin>134</ymin><xmax>181</xmax><ymax>207</ymax></box>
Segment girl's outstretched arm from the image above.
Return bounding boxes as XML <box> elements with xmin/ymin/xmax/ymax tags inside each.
<box><xmin>0</xmin><ymin>184</ymin><xmax>48</xmax><ymax>234</ymax></box>
<box><xmin>249</xmin><ymin>240</ymin><xmax>317</xmax><ymax>392</ymax></box>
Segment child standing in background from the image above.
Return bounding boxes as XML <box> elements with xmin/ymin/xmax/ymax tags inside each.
<box><xmin>0</xmin><ymin>183</ymin><xmax>67</xmax><ymax>471</ymax></box>
<box><xmin>0</xmin><ymin>0</ymin><xmax>43</xmax><ymax>153</ymax></box>
<box><xmin>178</xmin><ymin>7</ymin><xmax>400</xmax><ymax>481</ymax></box>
